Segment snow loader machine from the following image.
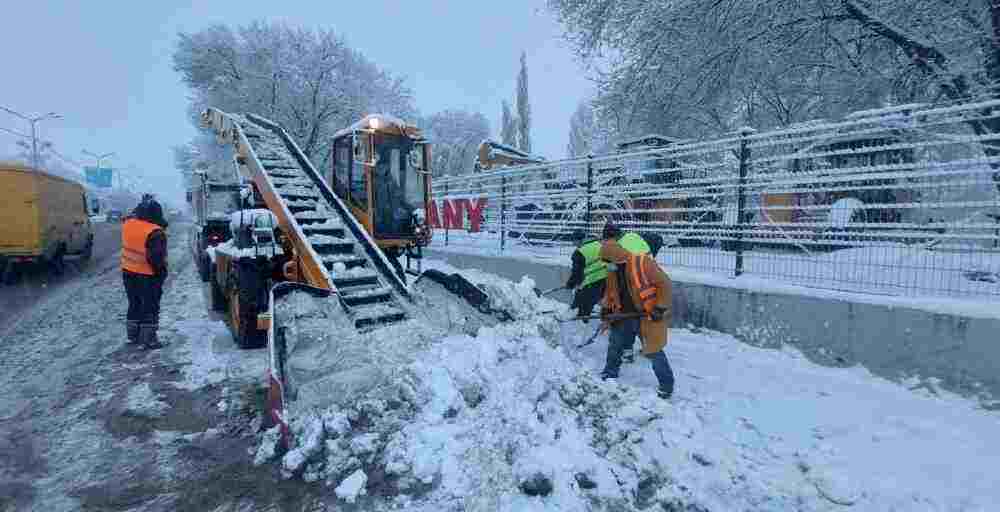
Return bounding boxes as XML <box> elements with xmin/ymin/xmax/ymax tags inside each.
<box><xmin>200</xmin><ymin>108</ymin><xmax>504</xmax><ymax>446</ymax></box>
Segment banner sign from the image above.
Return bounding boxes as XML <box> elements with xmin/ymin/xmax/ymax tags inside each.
<box><xmin>84</xmin><ymin>166</ymin><xmax>113</xmax><ymax>188</ymax></box>
<box><xmin>428</xmin><ymin>197</ymin><xmax>488</xmax><ymax>232</ymax></box>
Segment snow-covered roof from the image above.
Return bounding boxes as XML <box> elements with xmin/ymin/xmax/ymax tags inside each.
<box><xmin>615</xmin><ymin>134</ymin><xmax>680</xmax><ymax>150</ymax></box>
<box><xmin>478</xmin><ymin>139</ymin><xmax>546</xmax><ymax>163</ymax></box>
<box><xmin>332</xmin><ymin>114</ymin><xmax>416</xmax><ymax>139</ymax></box>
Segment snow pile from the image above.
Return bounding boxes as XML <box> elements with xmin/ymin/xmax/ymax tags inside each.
<box><xmin>213</xmin><ymin>240</ymin><xmax>283</xmax><ymax>260</ymax></box>
<box><xmin>306</xmin><ymin>234</ymin><xmax>343</xmax><ymax>245</ymax></box>
<box><xmin>417</xmin><ymin>262</ymin><xmax>570</xmax><ymax>322</ymax></box>
<box><xmin>254</xmin><ymin>265</ymin><xmax>1000</xmax><ymax>510</ymax></box>
<box><xmin>278</xmin><ymin>185</ymin><xmax>319</xmax><ymax>197</ymax></box>
<box><xmin>476</xmin><ymin>275</ymin><xmax>568</xmax><ymax>321</ymax></box>
<box><xmin>304</xmin><ymin>218</ymin><xmax>343</xmax><ymax>229</ymax></box>
<box><xmin>284</xmin><ymin>197</ymin><xmax>317</xmax><ymax>208</ymax></box>
<box><xmin>256</xmin><ymin>312</ymin><xmax>718</xmax><ymax>510</ymax></box>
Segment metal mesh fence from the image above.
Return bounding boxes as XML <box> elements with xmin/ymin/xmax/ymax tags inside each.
<box><xmin>430</xmin><ymin>97</ymin><xmax>1000</xmax><ymax>300</ymax></box>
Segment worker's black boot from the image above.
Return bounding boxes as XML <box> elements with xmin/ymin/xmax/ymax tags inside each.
<box><xmin>622</xmin><ymin>347</ymin><xmax>636</xmax><ymax>364</ymax></box>
<box><xmin>139</xmin><ymin>323</ymin><xmax>165</xmax><ymax>350</ymax></box>
<box><xmin>126</xmin><ymin>321</ymin><xmax>140</xmax><ymax>344</ymax></box>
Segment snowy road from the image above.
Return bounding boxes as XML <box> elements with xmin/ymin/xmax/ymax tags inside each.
<box><xmin>2</xmin><ymin>240</ymin><xmax>996</xmax><ymax>510</ymax></box>
<box><xmin>0</xmin><ymin>225</ymin><xmax>324</xmax><ymax>511</ymax></box>
<box><xmin>0</xmin><ymin>222</ymin><xmax>122</xmax><ymax>333</ymax></box>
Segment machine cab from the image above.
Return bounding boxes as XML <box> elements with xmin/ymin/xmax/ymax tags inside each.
<box><xmin>329</xmin><ymin>115</ymin><xmax>432</xmax><ymax>250</ymax></box>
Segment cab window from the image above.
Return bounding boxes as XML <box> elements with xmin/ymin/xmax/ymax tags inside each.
<box><xmin>350</xmin><ymin>139</ymin><xmax>369</xmax><ymax>210</ymax></box>
<box><xmin>332</xmin><ymin>138</ymin><xmax>350</xmax><ymax>198</ymax></box>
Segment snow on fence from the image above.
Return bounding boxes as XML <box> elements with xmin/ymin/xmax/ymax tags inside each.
<box><xmin>430</xmin><ymin>97</ymin><xmax>1000</xmax><ymax>300</ymax></box>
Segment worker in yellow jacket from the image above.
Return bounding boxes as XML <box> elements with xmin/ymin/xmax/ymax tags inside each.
<box><xmin>121</xmin><ymin>196</ymin><xmax>169</xmax><ymax>349</ymax></box>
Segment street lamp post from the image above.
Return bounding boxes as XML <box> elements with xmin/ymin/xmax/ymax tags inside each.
<box><xmin>1</xmin><ymin>106</ymin><xmax>61</xmax><ymax>169</ymax></box>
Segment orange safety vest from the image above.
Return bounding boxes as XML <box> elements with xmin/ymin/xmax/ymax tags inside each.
<box><xmin>121</xmin><ymin>218</ymin><xmax>162</xmax><ymax>275</ymax></box>
<box><xmin>607</xmin><ymin>253</ymin><xmax>658</xmax><ymax>315</ymax></box>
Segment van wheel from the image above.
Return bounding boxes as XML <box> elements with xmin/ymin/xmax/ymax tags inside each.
<box><xmin>1</xmin><ymin>262</ymin><xmax>16</xmax><ymax>285</ymax></box>
<box><xmin>50</xmin><ymin>249</ymin><xmax>66</xmax><ymax>275</ymax></box>
<box><xmin>81</xmin><ymin>240</ymin><xmax>94</xmax><ymax>261</ymax></box>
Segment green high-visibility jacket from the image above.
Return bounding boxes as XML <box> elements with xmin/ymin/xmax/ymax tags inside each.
<box><xmin>618</xmin><ymin>232</ymin><xmax>651</xmax><ymax>255</ymax></box>
<box><xmin>578</xmin><ymin>239</ymin><xmax>608</xmax><ymax>288</ymax></box>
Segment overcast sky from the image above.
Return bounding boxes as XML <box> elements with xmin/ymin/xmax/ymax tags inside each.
<box><xmin>1</xmin><ymin>1</ymin><xmax>591</xmax><ymax>207</ymax></box>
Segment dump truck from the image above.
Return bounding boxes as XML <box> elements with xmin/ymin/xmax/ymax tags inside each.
<box><xmin>0</xmin><ymin>162</ymin><xmax>95</xmax><ymax>283</ymax></box>
<box><xmin>188</xmin><ymin>167</ymin><xmax>242</xmax><ymax>282</ymax></box>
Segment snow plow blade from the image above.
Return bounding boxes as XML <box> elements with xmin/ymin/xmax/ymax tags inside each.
<box><xmin>265</xmin><ymin>281</ymin><xmax>333</xmax><ymax>449</ymax></box>
<box><xmin>414</xmin><ymin>270</ymin><xmax>513</xmax><ymax>321</ymax></box>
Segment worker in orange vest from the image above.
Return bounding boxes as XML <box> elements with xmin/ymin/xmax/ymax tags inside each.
<box><xmin>598</xmin><ymin>233</ymin><xmax>674</xmax><ymax>399</ymax></box>
<box><xmin>122</xmin><ymin>195</ymin><xmax>169</xmax><ymax>349</ymax></box>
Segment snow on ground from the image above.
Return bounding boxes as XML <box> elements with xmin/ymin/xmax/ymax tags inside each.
<box><xmin>125</xmin><ymin>382</ymin><xmax>170</xmax><ymax>418</ymax></box>
<box><xmin>169</xmin><ymin>318</ymin><xmax>267</xmax><ymax>390</ymax></box>
<box><xmin>428</xmin><ymin>231</ymin><xmax>1000</xmax><ymax>319</ymax></box>
<box><xmin>253</xmin><ymin>259</ymin><xmax>999</xmax><ymax>511</ymax></box>
<box><xmin>157</xmin><ymin>258</ymin><xmax>268</xmax><ymax>392</ymax></box>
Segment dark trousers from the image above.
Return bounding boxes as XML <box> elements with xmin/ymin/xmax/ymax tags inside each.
<box><xmin>602</xmin><ymin>318</ymin><xmax>675</xmax><ymax>393</ymax></box>
<box><xmin>572</xmin><ymin>280</ymin><xmax>606</xmax><ymax>318</ymax></box>
<box><xmin>123</xmin><ymin>271</ymin><xmax>164</xmax><ymax>325</ymax></box>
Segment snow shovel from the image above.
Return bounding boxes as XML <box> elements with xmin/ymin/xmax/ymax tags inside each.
<box><xmin>576</xmin><ymin>324</ymin><xmax>608</xmax><ymax>348</ymax></box>
<box><xmin>559</xmin><ymin>312</ymin><xmax>645</xmax><ymax>323</ymax></box>
<box><xmin>533</xmin><ymin>285</ymin><xmax>567</xmax><ymax>298</ymax></box>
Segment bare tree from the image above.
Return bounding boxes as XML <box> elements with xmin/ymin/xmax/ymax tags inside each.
<box><xmin>516</xmin><ymin>51</ymin><xmax>533</xmax><ymax>153</ymax></box>
<box><xmin>501</xmin><ymin>100</ymin><xmax>518</xmax><ymax>147</ymax></box>
<box><xmin>548</xmin><ymin>0</ymin><xmax>1000</xmax><ymax>190</ymax></box>
<box><xmin>567</xmin><ymin>100</ymin><xmax>598</xmax><ymax>157</ymax></box>
<box><xmin>173</xmin><ymin>21</ymin><xmax>415</xmax><ymax>170</ymax></box>
<box><xmin>420</xmin><ymin>110</ymin><xmax>491</xmax><ymax>176</ymax></box>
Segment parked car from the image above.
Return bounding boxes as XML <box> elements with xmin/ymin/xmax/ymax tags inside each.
<box><xmin>1</xmin><ymin>163</ymin><xmax>94</xmax><ymax>283</ymax></box>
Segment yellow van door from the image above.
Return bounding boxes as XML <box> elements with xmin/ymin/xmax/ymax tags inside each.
<box><xmin>70</xmin><ymin>188</ymin><xmax>90</xmax><ymax>253</ymax></box>
<box><xmin>0</xmin><ymin>169</ymin><xmax>40</xmax><ymax>256</ymax></box>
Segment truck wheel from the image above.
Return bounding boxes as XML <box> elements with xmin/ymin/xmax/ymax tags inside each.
<box><xmin>210</xmin><ymin>276</ymin><xmax>227</xmax><ymax>312</ymax></box>
<box><xmin>198</xmin><ymin>256</ymin><xmax>210</xmax><ymax>282</ymax></box>
<box><xmin>229</xmin><ymin>288</ymin><xmax>264</xmax><ymax>349</ymax></box>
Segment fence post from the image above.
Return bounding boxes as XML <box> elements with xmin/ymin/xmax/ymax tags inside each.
<box><xmin>500</xmin><ymin>175</ymin><xmax>507</xmax><ymax>253</ymax></box>
<box><xmin>585</xmin><ymin>154</ymin><xmax>594</xmax><ymax>235</ymax></box>
<box><xmin>735</xmin><ymin>127</ymin><xmax>754</xmax><ymax>277</ymax></box>
<box><xmin>444</xmin><ymin>181</ymin><xmax>449</xmax><ymax>246</ymax></box>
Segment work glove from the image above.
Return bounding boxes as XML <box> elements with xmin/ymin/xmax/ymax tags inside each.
<box><xmin>649</xmin><ymin>306</ymin><xmax>667</xmax><ymax>322</ymax></box>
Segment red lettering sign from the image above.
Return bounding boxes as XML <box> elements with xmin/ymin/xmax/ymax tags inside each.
<box><xmin>430</xmin><ymin>197</ymin><xmax>489</xmax><ymax>232</ymax></box>
<box><xmin>459</xmin><ymin>197</ymin><xmax>488</xmax><ymax>233</ymax></box>
<box><xmin>427</xmin><ymin>202</ymin><xmax>441</xmax><ymax>229</ymax></box>
<box><xmin>442</xmin><ymin>199</ymin><xmax>464</xmax><ymax>230</ymax></box>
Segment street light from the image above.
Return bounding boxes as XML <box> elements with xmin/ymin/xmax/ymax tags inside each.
<box><xmin>1</xmin><ymin>106</ymin><xmax>61</xmax><ymax>169</ymax></box>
